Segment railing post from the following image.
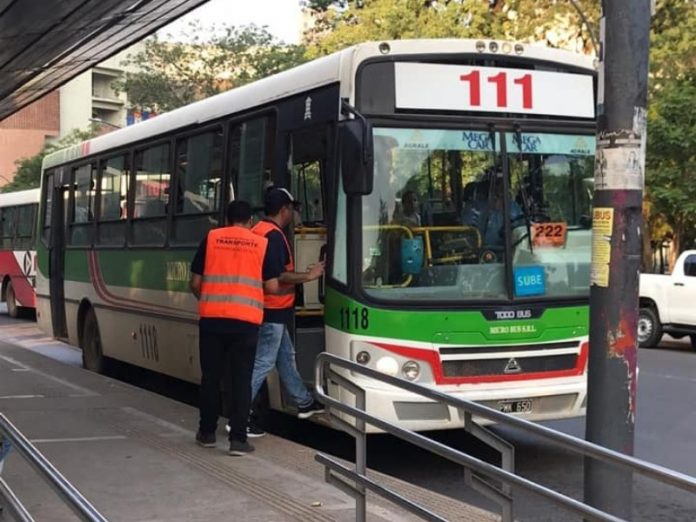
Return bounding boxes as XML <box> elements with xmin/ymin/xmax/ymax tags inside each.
<box><xmin>355</xmin><ymin>386</ymin><xmax>367</xmax><ymax>522</ymax></box>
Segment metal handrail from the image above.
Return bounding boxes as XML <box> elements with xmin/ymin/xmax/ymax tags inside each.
<box><xmin>314</xmin><ymin>352</ymin><xmax>696</xmax><ymax>522</ymax></box>
<box><xmin>0</xmin><ymin>413</ymin><xmax>108</xmax><ymax>522</ymax></box>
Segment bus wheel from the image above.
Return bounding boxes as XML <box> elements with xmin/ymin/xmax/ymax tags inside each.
<box><xmin>82</xmin><ymin>308</ymin><xmax>105</xmax><ymax>373</ymax></box>
<box><xmin>6</xmin><ymin>281</ymin><xmax>19</xmax><ymax>319</ymax></box>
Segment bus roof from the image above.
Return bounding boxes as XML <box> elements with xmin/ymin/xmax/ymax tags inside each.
<box><xmin>0</xmin><ymin>188</ymin><xmax>40</xmax><ymax>207</ymax></box>
<box><xmin>42</xmin><ymin>39</ymin><xmax>595</xmax><ymax>171</ymax></box>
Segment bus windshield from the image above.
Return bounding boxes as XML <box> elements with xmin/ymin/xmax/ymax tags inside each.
<box><xmin>361</xmin><ymin>127</ymin><xmax>594</xmax><ymax>302</ymax></box>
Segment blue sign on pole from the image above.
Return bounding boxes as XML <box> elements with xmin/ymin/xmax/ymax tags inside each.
<box><xmin>514</xmin><ymin>266</ymin><xmax>546</xmax><ymax>297</ymax></box>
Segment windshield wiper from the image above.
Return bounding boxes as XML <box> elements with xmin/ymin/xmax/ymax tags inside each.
<box><xmin>513</xmin><ymin>124</ymin><xmax>535</xmax><ymax>252</ymax></box>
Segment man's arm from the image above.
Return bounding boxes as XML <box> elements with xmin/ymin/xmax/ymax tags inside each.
<box><xmin>189</xmin><ymin>237</ymin><xmax>206</xmax><ymax>300</ymax></box>
<box><xmin>264</xmin><ymin>278</ymin><xmax>280</xmax><ymax>295</ymax></box>
<box><xmin>190</xmin><ymin>273</ymin><xmax>202</xmax><ymax>299</ymax></box>
<box><xmin>278</xmin><ymin>261</ymin><xmax>325</xmax><ymax>285</ymax></box>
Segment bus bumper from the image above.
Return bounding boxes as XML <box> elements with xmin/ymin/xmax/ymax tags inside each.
<box><xmin>329</xmin><ymin>378</ymin><xmax>586</xmax><ymax>434</ymax></box>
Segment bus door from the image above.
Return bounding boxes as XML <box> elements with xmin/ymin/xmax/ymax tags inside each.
<box><xmin>48</xmin><ymin>178</ymin><xmax>69</xmax><ymax>339</ymax></box>
<box><xmin>286</xmin><ymin>123</ymin><xmax>332</xmax><ymax>384</ymax></box>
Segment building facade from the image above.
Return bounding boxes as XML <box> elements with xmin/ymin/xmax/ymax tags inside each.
<box><xmin>0</xmin><ymin>92</ymin><xmax>60</xmax><ymax>186</ymax></box>
<box><xmin>0</xmin><ymin>45</ymin><xmax>141</xmax><ymax>187</ymax></box>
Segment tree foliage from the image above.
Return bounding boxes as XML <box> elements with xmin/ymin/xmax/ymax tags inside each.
<box><xmin>2</xmin><ymin>127</ymin><xmax>99</xmax><ymax>193</ymax></box>
<box><xmin>303</xmin><ymin>0</ymin><xmax>600</xmax><ymax>56</ymax></box>
<box><xmin>114</xmin><ymin>22</ymin><xmax>307</xmax><ymax>113</ymax></box>
<box><xmin>645</xmin><ymin>0</ymin><xmax>696</xmax><ymax>258</ymax></box>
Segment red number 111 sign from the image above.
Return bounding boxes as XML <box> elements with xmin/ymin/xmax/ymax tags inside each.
<box><xmin>459</xmin><ymin>70</ymin><xmax>533</xmax><ymax>109</ymax></box>
<box><xmin>395</xmin><ymin>63</ymin><xmax>594</xmax><ymax>118</ymax></box>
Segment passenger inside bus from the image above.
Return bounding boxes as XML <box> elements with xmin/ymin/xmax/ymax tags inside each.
<box><xmin>392</xmin><ymin>190</ymin><xmax>421</xmax><ymax>228</ymax></box>
<box><xmin>461</xmin><ymin>169</ymin><xmax>525</xmax><ymax>250</ymax></box>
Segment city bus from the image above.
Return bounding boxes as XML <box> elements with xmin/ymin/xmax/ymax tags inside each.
<box><xmin>36</xmin><ymin>39</ymin><xmax>596</xmax><ymax>431</ymax></box>
<box><xmin>0</xmin><ymin>188</ymin><xmax>39</xmax><ymax>318</ymax></box>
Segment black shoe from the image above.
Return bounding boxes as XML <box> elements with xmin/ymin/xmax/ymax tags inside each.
<box><xmin>228</xmin><ymin>439</ymin><xmax>255</xmax><ymax>456</ymax></box>
<box><xmin>247</xmin><ymin>424</ymin><xmax>266</xmax><ymax>438</ymax></box>
<box><xmin>195</xmin><ymin>431</ymin><xmax>216</xmax><ymax>448</ymax></box>
<box><xmin>297</xmin><ymin>400</ymin><xmax>325</xmax><ymax>420</ymax></box>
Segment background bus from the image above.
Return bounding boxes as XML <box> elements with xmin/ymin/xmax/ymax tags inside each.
<box><xmin>0</xmin><ymin>188</ymin><xmax>39</xmax><ymax>318</ymax></box>
<box><xmin>36</xmin><ymin>39</ymin><xmax>595</xmax><ymax>432</ymax></box>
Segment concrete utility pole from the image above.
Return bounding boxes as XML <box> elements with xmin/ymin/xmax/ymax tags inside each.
<box><xmin>585</xmin><ymin>0</ymin><xmax>652</xmax><ymax>518</ymax></box>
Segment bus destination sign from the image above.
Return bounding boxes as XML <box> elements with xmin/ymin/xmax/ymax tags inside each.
<box><xmin>395</xmin><ymin>63</ymin><xmax>595</xmax><ymax>118</ymax></box>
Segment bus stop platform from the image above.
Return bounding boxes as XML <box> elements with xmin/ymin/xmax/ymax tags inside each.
<box><xmin>0</xmin><ymin>332</ymin><xmax>498</xmax><ymax>522</ymax></box>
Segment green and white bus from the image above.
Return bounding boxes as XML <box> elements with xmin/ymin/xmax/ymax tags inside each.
<box><xmin>37</xmin><ymin>39</ymin><xmax>596</xmax><ymax>431</ymax></box>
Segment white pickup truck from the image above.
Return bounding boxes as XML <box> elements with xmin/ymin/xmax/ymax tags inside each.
<box><xmin>639</xmin><ymin>250</ymin><xmax>696</xmax><ymax>349</ymax></box>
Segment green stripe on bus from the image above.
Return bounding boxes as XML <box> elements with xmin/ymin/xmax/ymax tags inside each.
<box><xmin>324</xmin><ymin>287</ymin><xmax>587</xmax><ymax>345</ymax></box>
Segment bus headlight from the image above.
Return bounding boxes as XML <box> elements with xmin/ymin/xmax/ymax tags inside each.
<box><xmin>356</xmin><ymin>351</ymin><xmax>371</xmax><ymax>365</ymax></box>
<box><xmin>376</xmin><ymin>356</ymin><xmax>399</xmax><ymax>376</ymax></box>
<box><xmin>402</xmin><ymin>361</ymin><xmax>421</xmax><ymax>381</ymax></box>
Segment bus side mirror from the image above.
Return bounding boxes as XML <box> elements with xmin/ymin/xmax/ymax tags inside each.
<box><xmin>340</xmin><ymin>119</ymin><xmax>373</xmax><ymax>196</ymax></box>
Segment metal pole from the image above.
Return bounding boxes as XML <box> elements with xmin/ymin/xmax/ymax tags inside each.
<box><xmin>355</xmin><ymin>388</ymin><xmax>367</xmax><ymax>522</ymax></box>
<box><xmin>585</xmin><ymin>0</ymin><xmax>651</xmax><ymax>518</ymax></box>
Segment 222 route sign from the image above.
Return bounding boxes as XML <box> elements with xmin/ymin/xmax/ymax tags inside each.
<box><xmin>395</xmin><ymin>63</ymin><xmax>595</xmax><ymax>118</ymax></box>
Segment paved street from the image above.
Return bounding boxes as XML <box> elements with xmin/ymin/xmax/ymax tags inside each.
<box><xmin>3</xmin><ymin>307</ymin><xmax>695</xmax><ymax>521</ymax></box>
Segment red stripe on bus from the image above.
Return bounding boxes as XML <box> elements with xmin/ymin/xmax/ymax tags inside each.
<box><xmin>0</xmin><ymin>251</ymin><xmax>36</xmax><ymax>308</ymax></box>
<box><xmin>87</xmin><ymin>250</ymin><xmax>190</xmax><ymax>316</ymax></box>
<box><xmin>371</xmin><ymin>340</ymin><xmax>588</xmax><ymax>385</ymax></box>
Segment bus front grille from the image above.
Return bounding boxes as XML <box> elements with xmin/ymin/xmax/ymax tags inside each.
<box><xmin>441</xmin><ymin>353</ymin><xmax>578</xmax><ymax>378</ymax></box>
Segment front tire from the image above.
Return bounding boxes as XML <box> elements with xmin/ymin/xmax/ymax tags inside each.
<box><xmin>638</xmin><ymin>307</ymin><xmax>662</xmax><ymax>348</ymax></box>
<box><xmin>6</xmin><ymin>281</ymin><xmax>18</xmax><ymax>319</ymax></box>
<box><xmin>82</xmin><ymin>308</ymin><xmax>105</xmax><ymax>373</ymax></box>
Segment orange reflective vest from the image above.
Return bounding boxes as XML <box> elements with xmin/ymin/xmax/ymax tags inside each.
<box><xmin>198</xmin><ymin>226</ymin><xmax>268</xmax><ymax>325</ymax></box>
<box><xmin>252</xmin><ymin>220</ymin><xmax>295</xmax><ymax>310</ymax></box>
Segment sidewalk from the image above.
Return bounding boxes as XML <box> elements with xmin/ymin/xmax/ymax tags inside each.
<box><xmin>0</xmin><ymin>334</ymin><xmax>499</xmax><ymax>521</ymax></box>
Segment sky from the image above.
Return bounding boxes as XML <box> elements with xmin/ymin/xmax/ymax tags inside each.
<box><xmin>160</xmin><ymin>0</ymin><xmax>305</xmax><ymax>44</ymax></box>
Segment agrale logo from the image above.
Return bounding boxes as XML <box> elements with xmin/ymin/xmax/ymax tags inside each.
<box><xmin>503</xmin><ymin>357</ymin><xmax>522</xmax><ymax>374</ymax></box>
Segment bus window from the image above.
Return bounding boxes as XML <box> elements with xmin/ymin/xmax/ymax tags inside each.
<box><xmin>171</xmin><ymin>128</ymin><xmax>223</xmax><ymax>244</ymax></box>
<box><xmin>1</xmin><ymin>206</ymin><xmax>17</xmax><ymax>249</ymax></box>
<box><xmin>42</xmin><ymin>171</ymin><xmax>54</xmax><ymax>244</ymax></box>
<box><xmin>290</xmin><ymin>126</ymin><xmax>327</xmax><ymax>225</ymax></box>
<box><xmin>231</xmin><ymin>116</ymin><xmax>275</xmax><ymax>213</ymax></box>
<box><xmin>132</xmin><ymin>143</ymin><xmax>171</xmax><ymax>245</ymax></box>
<box><xmin>97</xmin><ymin>154</ymin><xmax>129</xmax><ymax>246</ymax></box>
<box><xmin>507</xmin><ymin>133</ymin><xmax>594</xmax><ymax>298</ymax></box>
<box><xmin>332</xmin><ymin>170</ymin><xmax>348</xmax><ymax>285</ymax></box>
<box><xmin>16</xmin><ymin>204</ymin><xmax>36</xmax><ymax>249</ymax></box>
<box><xmin>69</xmin><ymin>163</ymin><xmax>96</xmax><ymax>246</ymax></box>
<box><xmin>362</xmin><ymin>128</ymin><xmax>503</xmax><ymax>300</ymax></box>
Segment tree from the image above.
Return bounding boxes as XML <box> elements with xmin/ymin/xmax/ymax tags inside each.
<box><xmin>2</xmin><ymin>127</ymin><xmax>99</xmax><ymax>193</ymax></box>
<box><xmin>646</xmin><ymin>78</ymin><xmax>696</xmax><ymax>259</ymax></box>
<box><xmin>114</xmin><ymin>22</ymin><xmax>307</xmax><ymax>113</ymax></box>
<box><xmin>643</xmin><ymin>0</ymin><xmax>696</xmax><ymax>267</ymax></box>
<box><xmin>303</xmin><ymin>0</ymin><xmax>600</xmax><ymax>57</ymax></box>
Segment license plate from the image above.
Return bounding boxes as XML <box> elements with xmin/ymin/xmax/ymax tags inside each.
<box><xmin>497</xmin><ymin>399</ymin><xmax>533</xmax><ymax>414</ymax></box>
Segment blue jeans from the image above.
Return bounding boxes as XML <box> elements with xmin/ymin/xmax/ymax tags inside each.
<box><xmin>251</xmin><ymin>322</ymin><xmax>313</xmax><ymax>408</ymax></box>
